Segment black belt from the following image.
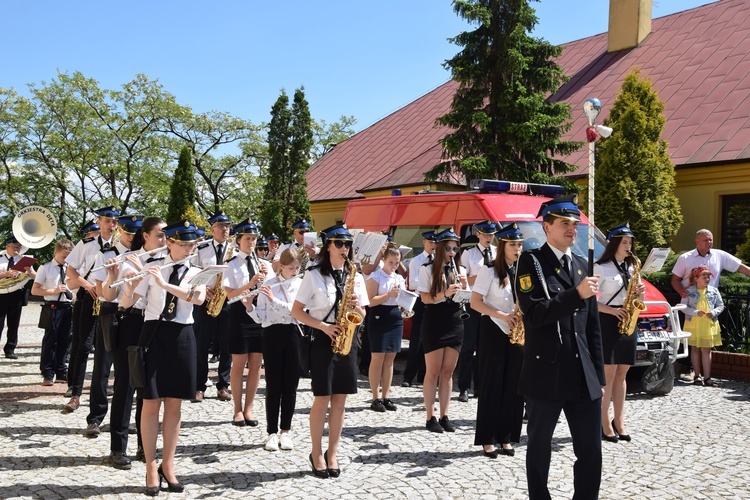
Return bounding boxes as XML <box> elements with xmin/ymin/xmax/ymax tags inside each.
<box><xmin>99</xmin><ymin>301</ymin><xmax>119</xmax><ymax>314</ymax></box>
<box><xmin>118</xmin><ymin>306</ymin><xmax>145</xmax><ymax>317</ymax></box>
<box><xmin>46</xmin><ymin>301</ymin><xmax>72</xmax><ymax>308</ymax></box>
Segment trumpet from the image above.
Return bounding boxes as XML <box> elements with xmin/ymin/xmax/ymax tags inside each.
<box><xmin>450</xmin><ymin>257</ymin><xmax>470</xmax><ymax>320</ymax></box>
<box><xmin>108</xmin><ymin>254</ymin><xmax>195</xmax><ymax>288</ymax></box>
<box><xmin>226</xmin><ymin>273</ymin><xmax>302</xmax><ymax>305</ymax></box>
<box><xmin>90</xmin><ymin>246</ymin><xmax>168</xmax><ymax>272</ymax></box>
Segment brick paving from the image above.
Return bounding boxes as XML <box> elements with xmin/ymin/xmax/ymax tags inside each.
<box><xmin>1</xmin><ymin>302</ymin><xmax>749</xmax><ymax>498</ymax></box>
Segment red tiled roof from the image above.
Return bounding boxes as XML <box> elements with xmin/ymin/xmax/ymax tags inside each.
<box><xmin>308</xmin><ymin>0</ymin><xmax>750</xmax><ymax>201</ymax></box>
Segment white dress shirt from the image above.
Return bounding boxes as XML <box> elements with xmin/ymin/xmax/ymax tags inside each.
<box><xmin>134</xmin><ymin>256</ymin><xmax>202</xmax><ymax>323</ymax></box>
<box><xmin>295</xmin><ymin>267</ymin><xmax>369</xmax><ymax>323</ymax></box>
<box><xmin>34</xmin><ymin>260</ymin><xmax>73</xmax><ymax>303</ymax></box>
<box><xmin>418</xmin><ymin>262</ymin><xmax>469</xmax><ymax>304</ymax></box>
<box><xmin>472</xmin><ymin>265</ymin><xmax>515</xmax><ymax>335</ymax></box>
<box><xmin>408</xmin><ymin>251</ymin><xmax>433</xmax><ymax>291</ymax></box>
<box><xmin>248</xmin><ymin>274</ymin><xmax>302</xmax><ymax>327</ymax></box>
<box><xmin>461</xmin><ymin>243</ymin><xmax>497</xmax><ymax>277</ymax></box>
<box><xmin>367</xmin><ymin>268</ymin><xmax>405</xmax><ymax>307</ymax></box>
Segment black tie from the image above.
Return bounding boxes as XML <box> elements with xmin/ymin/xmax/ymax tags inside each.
<box><xmin>102</xmin><ymin>242</ymin><xmax>111</xmax><ymax>250</ymax></box>
<box><xmin>561</xmin><ymin>255</ymin><xmax>571</xmax><ymax>278</ymax></box>
<box><xmin>161</xmin><ymin>265</ymin><xmax>183</xmax><ymax>321</ymax></box>
<box><xmin>246</xmin><ymin>255</ymin><xmax>255</xmax><ymax>277</ymax></box>
<box><xmin>7</xmin><ymin>256</ymin><xmax>14</xmax><ymax>269</ymax></box>
<box><xmin>428</xmin><ymin>254</ymin><xmax>433</xmax><ymax>264</ymax></box>
<box><xmin>332</xmin><ymin>269</ymin><xmax>344</xmax><ymax>285</ymax></box>
<box><xmin>444</xmin><ymin>264</ymin><xmax>452</xmax><ymax>287</ymax></box>
<box><xmin>146</xmin><ymin>256</ymin><xmax>164</xmax><ymax>264</ymax></box>
<box><xmin>59</xmin><ymin>264</ymin><xmax>73</xmax><ymax>300</ymax></box>
<box><xmin>216</xmin><ymin>243</ymin><xmax>224</xmax><ymax>263</ymax></box>
<box><xmin>483</xmin><ymin>247</ymin><xmax>491</xmax><ymax>267</ymax></box>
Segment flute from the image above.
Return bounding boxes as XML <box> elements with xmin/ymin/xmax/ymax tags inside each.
<box><xmin>226</xmin><ymin>273</ymin><xmax>302</xmax><ymax>305</ymax></box>
<box><xmin>108</xmin><ymin>254</ymin><xmax>194</xmax><ymax>288</ymax></box>
<box><xmin>90</xmin><ymin>246</ymin><xmax>168</xmax><ymax>272</ymax></box>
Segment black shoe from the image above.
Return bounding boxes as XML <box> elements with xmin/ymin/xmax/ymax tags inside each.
<box><xmin>602</xmin><ymin>431</ymin><xmax>619</xmax><ymax>443</ymax></box>
<box><xmin>244</xmin><ymin>419</ymin><xmax>259</xmax><ymax>427</ymax></box>
<box><xmin>309</xmin><ymin>453</ymin><xmax>329</xmax><ymax>478</ymax></box>
<box><xmin>612</xmin><ymin>419</ymin><xmax>631</xmax><ymax>442</ymax></box>
<box><xmin>426</xmin><ymin>416</ymin><xmax>444</xmax><ymax>433</ymax></box>
<box><xmin>482</xmin><ymin>448</ymin><xmax>499</xmax><ymax>459</ymax></box>
<box><xmin>499</xmin><ymin>445</ymin><xmax>515</xmax><ymax>457</ymax></box>
<box><xmin>109</xmin><ymin>451</ymin><xmax>132</xmax><ymax>470</ymax></box>
<box><xmin>232</xmin><ymin>419</ymin><xmax>246</xmax><ymax>427</ymax></box>
<box><xmin>370</xmin><ymin>399</ymin><xmax>386</xmax><ymax>412</ymax></box>
<box><xmin>458</xmin><ymin>390</ymin><xmax>469</xmax><ymax>402</ymax></box>
<box><xmin>382</xmin><ymin>398</ymin><xmax>397</xmax><ymax>411</ymax></box>
<box><xmin>401</xmin><ymin>381</ymin><xmax>411</xmax><ymax>388</ymax></box>
<box><xmin>135</xmin><ymin>448</ymin><xmax>145</xmax><ymax>462</ymax></box>
<box><xmin>144</xmin><ymin>486</ymin><xmax>159</xmax><ymax>497</ymax></box>
<box><xmin>157</xmin><ymin>464</ymin><xmax>184</xmax><ymax>493</ymax></box>
<box><xmin>439</xmin><ymin>415</ymin><xmax>456</xmax><ymax>432</ymax></box>
<box><xmin>56</xmin><ymin>371</ymin><xmax>67</xmax><ymax>382</ymax></box>
<box><xmin>324</xmin><ymin>450</ymin><xmax>340</xmax><ymax>478</ymax></box>
<box><xmin>4</xmin><ymin>352</ymin><xmax>18</xmax><ymax>360</ymax></box>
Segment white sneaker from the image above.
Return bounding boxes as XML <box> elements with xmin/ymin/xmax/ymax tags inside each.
<box><xmin>264</xmin><ymin>433</ymin><xmax>279</xmax><ymax>451</ymax></box>
<box><xmin>279</xmin><ymin>432</ymin><xmax>294</xmax><ymax>450</ymax></box>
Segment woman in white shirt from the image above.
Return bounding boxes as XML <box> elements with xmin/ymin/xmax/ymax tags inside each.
<box><xmin>418</xmin><ymin>228</ymin><xmax>468</xmax><ymax>434</ymax></box>
<box><xmin>244</xmin><ymin>248</ymin><xmax>302</xmax><ymax>452</ymax></box>
<box><xmin>470</xmin><ymin>222</ymin><xmax>525</xmax><ymax>458</ymax></box>
<box><xmin>292</xmin><ymin>223</ymin><xmax>368</xmax><ymax>479</ymax></box>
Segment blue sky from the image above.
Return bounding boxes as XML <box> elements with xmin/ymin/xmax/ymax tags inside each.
<box><xmin>3</xmin><ymin>1</ymin><xmax>713</xmax><ymax>132</ymax></box>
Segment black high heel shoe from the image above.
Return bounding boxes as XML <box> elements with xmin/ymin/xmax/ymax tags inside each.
<box><xmin>612</xmin><ymin>419</ymin><xmax>631</xmax><ymax>442</ymax></box>
<box><xmin>157</xmin><ymin>464</ymin><xmax>185</xmax><ymax>493</ymax></box>
<box><xmin>144</xmin><ymin>485</ymin><xmax>159</xmax><ymax>497</ymax></box>
<box><xmin>309</xmin><ymin>453</ymin><xmax>329</xmax><ymax>478</ymax></box>
<box><xmin>324</xmin><ymin>450</ymin><xmax>340</xmax><ymax>478</ymax></box>
<box><xmin>602</xmin><ymin>431</ymin><xmax>619</xmax><ymax>443</ymax></box>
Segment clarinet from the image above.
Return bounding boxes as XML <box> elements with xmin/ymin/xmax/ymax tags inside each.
<box><xmin>450</xmin><ymin>257</ymin><xmax>470</xmax><ymax>320</ymax></box>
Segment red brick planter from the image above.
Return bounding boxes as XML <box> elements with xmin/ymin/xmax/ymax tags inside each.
<box><xmin>712</xmin><ymin>351</ymin><xmax>750</xmax><ymax>380</ymax></box>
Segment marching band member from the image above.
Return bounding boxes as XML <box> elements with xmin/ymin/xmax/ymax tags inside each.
<box><xmin>120</xmin><ymin>219</ymin><xmax>206</xmax><ymax>496</ymax></box>
<box><xmin>0</xmin><ymin>236</ymin><xmax>36</xmax><ymax>360</ymax></box>
<box><xmin>470</xmin><ymin>222</ymin><xmax>525</xmax><ymax>458</ymax></box>
<box><xmin>222</xmin><ymin>219</ymin><xmax>273</xmax><ymax>427</ymax></box>
<box><xmin>272</xmin><ymin>220</ymin><xmax>317</xmax><ymax>273</ymax></box>
<box><xmin>256</xmin><ymin>236</ymin><xmax>270</xmax><ymax>260</ymax></box>
<box><xmin>191</xmin><ymin>212</ymin><xmax>233</xmax><ymax>403</ymax></box>
<box><xmin>401</xmin><ymin>231</ymin><xmax>437</xmax><ymax>388</ymax></box>
<box><xmin>457</xmin><ymin>220</ymin><xmax>498</xmax><ymax>402</ymax></box>
<box><xmin>101</xmin><ymin>216</ymin><xmax>166</xmax><ymax>469</ymax></box>
<box><xmin>418</xmin><ymin>228</ymin><xmax>468</xmax><ymax>433</ymax></box>
<box><xmin>594</xmin><ymin>223</ymin><xmax>644</xmax><ymax>443</ymax></box>
<box><xmin>365</xmin><ymin>245</ymin><xmax>405</xmax><ymax>412</ymax></box>
<box><xmin>266</xmin><ymin>233</ymin><xmax>280</xmax><ymax>261</ymax></box>
<box><xmin>64</xmin><ymin>206</ymin><xmax>119</xmax><ymax>414</ymax></box>
<box><xmin>292</xmin><ymin>223</ymin><xmax>368</xmax><ymax>479</ymax></box>
<box><xmin>245</xmin><ymin>248</ymin><xmax>303</xmax><ymax>451</ymax></box>
<box><xmin>32</xmin><ymin>238</ymin><xmax>75</xmax><ymax>385</ymax></box>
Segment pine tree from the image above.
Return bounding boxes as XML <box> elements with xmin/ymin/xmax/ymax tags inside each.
<box><xmin>430</xmin><ymin>0</ymin><xmax>581</xmax><ymax>185</ymax></box>
<box><xmin>166</xmin><ymin>146</ymin><xmax>197</xmax><ymax>223</ymax></box>
<box><xmin>259</xmin><ymin>88</ymin><xmax>313</xmax><ymax>241</ymax></box>
<box><xmin>595</xmin><ymin>69</ymin><xmax>682</xmax><ymax>258</ymax></box>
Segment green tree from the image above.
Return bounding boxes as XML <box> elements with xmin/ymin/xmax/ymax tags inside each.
<box><xmin>595</xmin><ymin>69</ymin><xmax>682</xmax><ymax>258</ymax></box>
<box><xmin>429</xmin><ymin>0</ymin><xmax>581</xmax><ymax>186</ymax></box>
<box><xmin>311</xmin><ymin>115</ymin><xmax>357</xmax><ymax>162</ymax></box>
<box><xmin>167</xmin><ymin>146</ymin><xmax>196</xmax><ymax>223</ymax></box>
<box><xmin>259</xmin><ymin>88</ymin><xmax>313</xmax><ymax>240</ymax></box>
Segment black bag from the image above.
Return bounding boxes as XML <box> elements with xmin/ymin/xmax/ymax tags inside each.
<box><xmin>642</xmin><ymin>350</ymin><xmax>675</xmax><ymax>395</ymax></box>
<box><xmin>127</xmin><ymin>345</ymin><xmax>147</xmax><ymax>388</ymax></box>
<box><xmin>100</xmin><ymin>313</ymin><xmax>119</xmax><ymax>353</ymax></box>
<box><xmin>38</xmin><ymin>303</ymin><xmax>54</xmax><ymax>329</ymax></box>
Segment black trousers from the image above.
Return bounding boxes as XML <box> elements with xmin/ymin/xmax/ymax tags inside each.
<box><xmin>457</xmin><ymin>306</ymin><xmax>480</xmax><ymax>393</ymax></box>
<box><xmin>525</xmin><ymin>396</ymin><xmax>602</xmax><ymax>500</ymax></box>
<box><xmin>70</xmin><ymin>292</ymin><xmax>98</xmax><ymax>397</ymax></box>
<box><xmin>110</xmin><ymin>310</ymin><xmax>144</xmax><ymax>454</ymax></box>
<box><xmin>193</xmin><ymin>303</ymin><xmax>230</xmax><ymax>392</ymax></box>
<box><xmin>87</xmin><ymin>309</ymin><xmax>113</xmax><ymax>425</ymax></box>
<box><xmin>67</xmin><ymin>298</ymin><xmax>82</xmax><ymax>386</ymax></box>
<box><xmin>474</xmin><ymin>316</ymin><xmax>524</xmax><ymax>446</ymax></box>
<box><xmin>0</xmin><ymin>288</ymin><xmax>24</xmax><ymax>354</ymax></box>
<box><xmin>40</xmin><ymin>304</ymin><xmax>72</xmax><ymax>378</ymax></box>
<box><xmin>402</xmin><ymin>298</ymin><xmax>426</xmax><ymax>384</ymax></box>
<box><xmin>262</xmin><ymin>324</ymin><xmax>301</xmax><ymax>434</ymax></box>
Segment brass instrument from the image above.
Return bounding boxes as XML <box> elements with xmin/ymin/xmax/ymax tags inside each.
<box><xmin>450</xmin><ymin>257</ymin><xmax>470</xmax><ymax>320</ymax></box>
<box><xmin>206</xmin><ymin>237</ymin><xmax>234</xmax><ymax>317</ymax></box>
<box><xmin>0</xmin><ymin>206</ymin><xmax>56</xmax><ymax>294</ymax></box>
<box><xmin>618</xmin><ymin>251</ymin><xmax>646</xmax><ymax>335</ymax></box>
<box><xmin>508</xmin><ymin>303</ymin><xmax>525</xmax><ymax>345</ymax></box>
<box><xmin>226</xmin><ymin>273</ymin><xmax>302</xmax><ymax>305</ymax></box>
<box><xmin>331</xmin><ymin>256</ymin><xmax>364</xmax><ymax>356</ymax></box>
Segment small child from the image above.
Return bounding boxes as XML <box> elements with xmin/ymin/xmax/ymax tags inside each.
<box><xmin>681</xmin><ymin>265</ymin><xmax>725</xmax><ymax>387</ymax></box>
<box><xmin>31</xmin><ymin>239</ymin><xmax>75</xmax><ymax>385</ymax></box>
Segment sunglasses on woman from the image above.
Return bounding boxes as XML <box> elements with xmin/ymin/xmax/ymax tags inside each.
<box><xmin>445</xmin><ymin>245</ymin><xmax>459</xmax><ymax>252</ymax></box>
<box><xmin>332</xmin><ymin>240</ymin><xmax>352</xmax><ymax>249</ymax></box>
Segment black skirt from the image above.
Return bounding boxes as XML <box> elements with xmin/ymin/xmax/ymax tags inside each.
<box><xmin>309</xmin><ymin>327</ymin><xmax>359</xmax><ymax>396</ymax></box>
<box><xmin>138</xmin><ymin>320</ymin><xmax>197</xmax><ymax>400</ymax></box>
<box><xmin>228</xmin><ymin>302</ymin><xmax>263</xmax><ymax>354</ymax></box>
<box><xmin>421</xmin><ymin>301</ymin><xmax>464</xmax><ymax>354</ymax></box>
<box><xmin>600</xmin><ymin>312</ymin><xmax>637</xmax><ymax>365</ymax></box>
<box><xmin>367</xmin><ymin>305</ymin><xmax>403</xmax><ymax>353</ymax></box>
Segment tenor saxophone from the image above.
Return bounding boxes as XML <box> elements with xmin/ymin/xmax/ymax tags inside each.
<box><xmin>331</xmin><ymin>256</ymin><xmax>364</xmax><ymax>356</ymax></box>
<box><xmin>206</xmin><ymin>237</ymin><xmax>234</xmax><ymax>317</ymax></box>
<box><xmin>618</xmin><ymin>251</ymin><xmax>646</xmax><ymax>335</ymax></box>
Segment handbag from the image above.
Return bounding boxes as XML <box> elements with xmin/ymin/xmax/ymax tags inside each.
<box><xmin>127</xmin><ymin>322</ymin><xmax>160</xmax><ymax>389</ymax></box>
<box><xmin>38</xmin><ymin>303</ymin><xmax>54</xmax><ymax>330</ymax></box>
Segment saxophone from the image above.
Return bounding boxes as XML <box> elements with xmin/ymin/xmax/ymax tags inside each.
<box><xmin>618</xmin><ymin>251</ymin><xmax>646</xmax><ymax>335</ymax></box>
<box><xmin>206</xmin><ymin>237</ymin><xmax>234</xmax><ymax>317</ymax></box>
<box><xmin>331</xmin><ymin>256</ymin><xmax>364</xmax><ymax>356</ymax></box>
<box><xmin>508</xmin><ymin>303</ymin><xmax>525</xmax><ymax>345</ymax></box>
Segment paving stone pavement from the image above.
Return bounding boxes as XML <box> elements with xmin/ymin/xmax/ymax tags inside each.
<box><xmin>1</xmin><ymin>302</ymin><xmax>749</xmax><ymax>499</ymax></box>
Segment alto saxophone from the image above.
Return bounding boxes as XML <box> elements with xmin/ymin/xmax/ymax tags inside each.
<box><xmin>618</xmin><ymin>251</ymin><xmax>646</xmax><ymax>335</ymax></box>
<box><xmin>331</xmin><ymin>256</ymin><xmax>364</xmax><ymax>356</ymax></box>
<box><xmin>206</xmin><ymin>237</ymin><xmax>234</xmax><ymax>317</ymax></box>
<box><xmin>508</xmin><ymin>303</ymin><xmax>525</xmax><ymax>345</ymax></box>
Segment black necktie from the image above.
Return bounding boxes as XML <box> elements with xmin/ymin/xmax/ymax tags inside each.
<box><xmin>444</xmin><ymin>264</ymin><xmax>452</xmax><ymax>287</ymax></box>
<box><xmin>146</xmin><ymin>256</ymin><xmax>164</xmax><ymax>264</ymax></box>
<box><xmin>332</xmin><ymin>269</ymin><xmax>344</xmax><ymax>285</ymax></box>
<box><xmin>216</xmin><ymin>243</ymin><xmax>224</xmax><ymax>263</ymax></box>
<box><xmin>161</xmin><ymin>265</ymin><xmax>183</xmax><ymax>321</ymax></box>
<box><xmin>561</xmin><ymin>255</ymin><xmax>571</xmax><ymax>278</ymax></box>
<box><xmin>427</xmin><ymin>254</ymin><xmax>433</xmax><ymax>264</ymax></box>
<box><xmin>59</xmin><ymin>264</ymin><xmax>73</xmax><ymax>300</ymax></box>
<box><xmin>7</xmin><ymin>256</ymin><xmax>14</xmax><ymax>269</ymax></box>
<box><xmin>246</xmin><ymin>255</ymin><xmax>255</xmax><ymax>277</ymax></box>
<box><xmin>483</xmin><ymin>247</ymin><xmax>491</xmax><ymax>267</ymax></box>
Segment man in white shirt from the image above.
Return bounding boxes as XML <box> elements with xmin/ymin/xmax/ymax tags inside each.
<box><xmin>272</xmin><ymin>220</ymin><xmax>317</xmax><ymax>273</ymax></box>
<box><xmin>0</xmin><ymin>236</ymin><xmax>37</xmax><ymax>359</ymax></box>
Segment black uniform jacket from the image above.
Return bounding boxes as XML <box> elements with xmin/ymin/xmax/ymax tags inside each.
<box><xmin>515</xmin><ymin>243</ymin><xmax>605</xmax><ymax>401</ymax></box>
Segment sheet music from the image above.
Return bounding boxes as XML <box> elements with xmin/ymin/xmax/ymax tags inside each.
<box><xmin>396</xmin><ymin>288</ymin><xmax>418</xmax><ymax>312</ymax></box>
<box><xmin>641</xmin><ymin>248</ymin><xmax>670</xmax><ymax>273</ymax></box>
<box><xmin>303</xmin><ymin>232</ymin><xmax>318</xmax><ymax>249</ymax></box>
<box><xmin>398</xmin><ymin>245</ymin><xmax>412</xmax><ymax>259</ymax></box>
<box><xmin>452</xmin><ymin>290</ymin><xmax>472</xmax><ymax>304</ymax></box>
<box><xmin>188</xmin><ymin>265</ymin><xmax>228</xmax><ymax>286</ymax></box>
<box><xmin>354</xmin><ymin>233</ymin><xmax>388</xmax><ymax>265</ymax></box>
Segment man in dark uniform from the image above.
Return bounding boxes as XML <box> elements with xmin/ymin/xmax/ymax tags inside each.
<box><xmin>515</xmin><ymin>194</ymin><xmax>605</xmax><ymax>500</ymax></box>
<box><xmin>0</xmin><ymin>236</ymin><xmax>37</xmax><ymax>359</ymax></box>
<box><xmin>191</xmin><ymin>212</ymin><xmax>233</xmax><ymax>402</ymax></box>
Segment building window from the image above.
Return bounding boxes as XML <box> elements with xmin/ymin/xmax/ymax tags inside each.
<box><xmin>721</xmin><ymin>194</ymin><xmax>750</xmax><ymax>254</ymax></box>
